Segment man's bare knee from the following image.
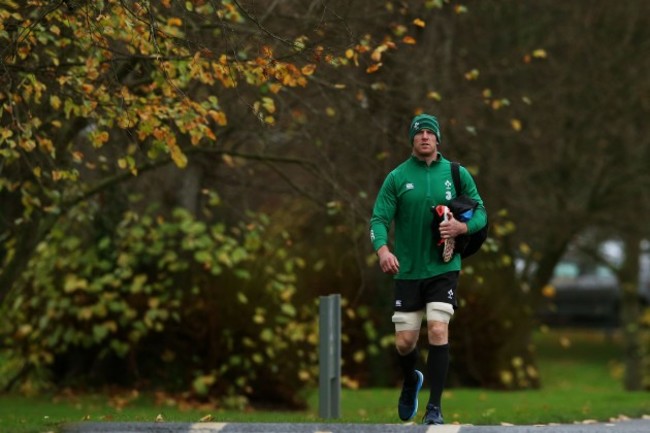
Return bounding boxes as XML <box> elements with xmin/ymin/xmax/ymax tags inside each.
<box><xmin>425</xmin><ymin>302</ymin><xmax>452</xmax><ymax>345</ymax></box>
<box><xmin>395</xmin><ymin>330</ymin><xmax>419</xmax><ymax>355</ymax></box>
<box><xmin>427</xmin><ymin>321</ymin><xmax>448</xmax><ymax>345</ymax></box>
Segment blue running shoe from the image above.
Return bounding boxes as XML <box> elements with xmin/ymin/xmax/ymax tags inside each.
<box><xmin>397</xmin><ymin>370</ymin><xmax>423</xmax><ymax>421</ymax></box>
<box><xmin>422</xmin><ymin>403</ymin><xmax>444</xmax><ymax>425</ymax></box>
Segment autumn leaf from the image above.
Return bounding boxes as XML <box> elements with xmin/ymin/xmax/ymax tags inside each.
<box><xmin>366</xmin><ymin>63</ymin><xmax>382</xmax><ymax>74</ymax></box>
<box><xmin>301</xmin><ymin>64</ymin><xmax>316</xmax><ymax>76</ymax></box>
<box><xmin>510</xmin><ymin>118</ymin><xmax>522</xmax><ymax>131</ymax></box>
<box><xmin>90</xmin><ymin>131</ymin><xmax>109</xmax><ymax>148</ymax></box>
<box><xmin>402</xmin><ymin>36</ymin><xmax>416</xmax><ymax>45</ymax></box>
<box><xmin>261</xmin><ymin>97</ymin><xmax>276</xmax><ymax>113</ymax></box>
<box><xmin>169</xmin><ymin>145</ymin><xmax>187</xmax><ymax>168</ymax></box>
<box><xmin>371</xmin><ymin>44</ymin><xmax>388</xmax><ymax>62</ymax></box>
<box><xmin>533</xmin><ymin>49</ymin><xmax>548</xmax><ymax>58</ymax></box>
<box><xmin>208</xmin><ymin>110</ymin><xmax>228</xmax><ymax>126</ymax></box>
<box><xmin>222</xmin><ymin>154</ymin><xmax>235</xmax><ymax>167</ymax></box>
<box><xmin>542</xmin><ymin>285</ymin><xmax>556</xmax><ymax>298</ymax></box>
<box><xmin>464</xmin><ymin>69</ymin><xmax>480</xmax><ymax>80</ymax></box>
<box><xmin>50</xmin><ymin>95</ymin><xmax>61</xmax><ymax>110</ymax></box>
<box><xmin>37</xmin><ymin>137</ymin><xmax>54</xmax><ymax>155</ymax></box>
<box><xmin>427</xmin><ymin>91</ymin><xmax>442</xmax><ymax>101</ymax></box>
<box><xmin>413</xmin><ymin>18</ymin><xmax>426</xmax><ymax>28</ymax></box>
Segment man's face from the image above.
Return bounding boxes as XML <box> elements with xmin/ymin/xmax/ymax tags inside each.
<box><xmin>412</xmin><ymin>129</ymin><xmax>438</xmax><ymax>158</ymax></box>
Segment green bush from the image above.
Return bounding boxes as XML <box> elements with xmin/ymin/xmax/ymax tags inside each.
<box><xmin>0</xmin><ymin>195</ymin><xmax>318</xmax><ymax>408</ymax></box>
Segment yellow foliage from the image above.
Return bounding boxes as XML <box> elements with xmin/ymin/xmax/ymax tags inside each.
<box><xmin>511</xmin><ymin>356</ymin><xmax>523</xmax><ymax>368</ymax></box>
<box><xmin>541</xmin><ymin>285</ymin><xmax>556</xmax><ymax>298</ymax></box>
<box><xmin>50</xmin><ymin>95</ymin><xmax>61</xmax><ymax>110</ymax></box>
<box><xmin>222</xmin><ymin>154</ymin><xmax>235</xmax><ymax>168</ymax></box>
<box><xmin>63</xmin><ymin>274</ymin><xmax>88</xmax><ymax>293</ymax></box>
<box><xmin>18</xmin><ymin>138</ymin><xmax>35</xmax><ymax>152</ymax></box>
<box><xmin>427</xmin><ymin>91</ymin><xmax>442</xmax><ymax>101</ymax></box>
<box><xmin>464</xmin><ymin>69</ymin><xmax>480</xmax><ymax>80</ymax></box>
<box><xmin>413</xmin><ymin>18</ymin><xmax>426</xmax><ymax>28</ymax></box>
<box><xmin>36</xmin><ymin>137</ymin><xmax>56</xmax><ymax>157</ymax></box>
<box><xmin>533</xmin><ymin>49</ymin><xmax>548</xmax><ymax>58</ymax></box>
<box><xmin>301</xmin><ymin>64</ymin><xmax>316</xmax><ymax>76</ymax></box>
<box><xmin>366</xmin><ymin>63</ymin><xmax>382</xmax><ymax>73</ymax></box>
<box><xmin>261</xmin><ymin>97</ymin><xmax>276</xmax><ymax>114</ymax></box>
<box><xmin>500</xmin><ymin>370</ymin><xmax>513</xmax><ymax>386</ymax></box>
<box><xmin>169</xmin><ymin>143</ymin><xmax>187</xmax><ymax>168</ymax></box>
<box><xmin>371</xmin><ymin>44</ymin><xmax>388</xmax><ymax>62</ymax></box>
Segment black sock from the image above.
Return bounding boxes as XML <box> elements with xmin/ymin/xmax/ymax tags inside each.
<box><xmin>426</xmin><ymin>344</ymin><xmax>449</xmax><ymax>407</ymax></box>
<box><xmin>398</xmin><ymin>347</ymin><xmax>419</xmax><ymax>385</ymax></box>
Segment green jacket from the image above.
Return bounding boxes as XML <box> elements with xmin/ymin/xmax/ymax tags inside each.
<box><xmin>370</xmin><ymin>154</ymin><xmax>487</xmax><ymax>280</ymax></box>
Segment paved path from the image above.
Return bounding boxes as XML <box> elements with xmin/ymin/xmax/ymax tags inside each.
<box><xmin>62</xmin><ymin>419</ymin><xmax>650</xmax><ymax>433</ymax></box>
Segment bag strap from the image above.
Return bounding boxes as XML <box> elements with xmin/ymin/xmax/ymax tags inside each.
<box><xmin>451</xmin><ymin>161</ymin><xmax>462</xmax><ymax>196</ymax></box>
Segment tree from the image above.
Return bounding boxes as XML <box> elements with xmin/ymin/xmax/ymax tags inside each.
<box><xmin>1</xmin><ymin>0</ymin><xmax>451</xmax><ymax>402</ymax></box>
<box><xmin>0</xmin><ymin>0</ymin><xmax>401</xmax><ymax>303</ymax></box>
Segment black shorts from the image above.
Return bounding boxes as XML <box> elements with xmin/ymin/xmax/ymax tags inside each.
<box><xmin>394</xmin><ymin>271</ymin><xmax>459</xmax><ymax>312</ymax></box>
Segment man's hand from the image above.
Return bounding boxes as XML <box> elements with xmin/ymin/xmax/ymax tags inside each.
<box><xmin>377</xmin><ymin>245</ymin><xmax>399</xmax><ymax>274</ymax></box>
<box><xmin>439</xmin><ymin>212</ymin><xmax>468</xmax><ymax>239</ymax></box>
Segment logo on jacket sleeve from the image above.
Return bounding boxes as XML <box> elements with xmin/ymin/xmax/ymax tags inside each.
<box><xmin>405</xmin><ymin>183</ymin><xmax>414</xmax><ymax>190</ymax></box>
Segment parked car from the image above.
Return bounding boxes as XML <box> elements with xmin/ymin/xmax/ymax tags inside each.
<box><xmin>539</xmin><ymin>252</ymin><xmax>650</xmax><ymax>327</ymax></box>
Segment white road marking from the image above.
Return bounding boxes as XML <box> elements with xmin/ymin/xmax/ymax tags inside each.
<box><xmin>425</xmin><ymin>425</ymin><xmax>461</xmax><ymax>433</ymax></box>
<box><xmin>187</xmin><ymin>423</ymin><xmax>228</xmax><ymax>432</ymax></box>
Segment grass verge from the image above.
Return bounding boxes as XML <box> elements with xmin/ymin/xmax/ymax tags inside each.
<box><xmin>1</xmin><ymin>327</ymin><xmax>649</xmax><ymax>432</ymax></box>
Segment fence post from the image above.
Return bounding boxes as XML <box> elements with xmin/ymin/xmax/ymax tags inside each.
<box><xmin>319</xmin><ymin>294</ymin><xmax>341</xmax><ymax>419</ymax></box>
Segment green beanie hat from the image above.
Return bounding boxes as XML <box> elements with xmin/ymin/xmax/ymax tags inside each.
<box><xmin>409</xmin><ymin>114</ymin><xmax>442</xmax><ymax>145</ymax></box>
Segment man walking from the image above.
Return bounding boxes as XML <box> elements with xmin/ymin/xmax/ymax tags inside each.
<box><xmin>369</xmin><ymin>113</ymin><xmax>487</xmax><ymax>424</ymax></box>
